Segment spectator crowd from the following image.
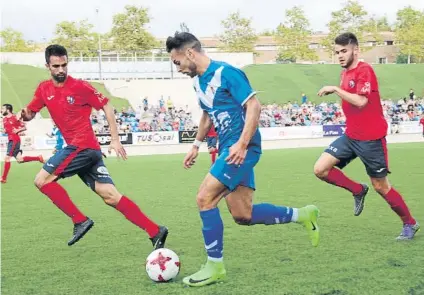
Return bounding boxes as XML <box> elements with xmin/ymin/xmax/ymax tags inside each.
<box><xmin>259</xmin><ymin>97</ymin><xmax>424</xmax><ymax>128</ymax></box>
<box><xmin>89</xmin><ymin>90</ymin><xmax>424</xmax><ymax>134</ymax></box>
<box><xmin>90</xmin><ymin>96</ymin><xmax>197</xmax><ymax>134</ymax></box>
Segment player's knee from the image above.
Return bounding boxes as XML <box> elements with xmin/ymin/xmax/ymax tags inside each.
<box><xmin>4</xmin><ymin>156</ymin><xmax>11</xmax><ymax>162</ymax></box>
<box><xmin>313</xmin><ymin>163</ymin><xmax>329</xmax><ymax>179</ymax></box>
<box><xmin>16</xmin><ymin>157</ymin><xmax>23</xmax><ymax>163</ymax></box>
<box><xmin>371</xmin><ymin>179</ymin><xmax>390</xmax><ymax>195</ymax></box>
<box><xmin>96</xmin><ymin>184</ymin><xmax>121</xmax><ymax>207</ymax></box>
<box><xmin>233</xmin><ymin>215</ymin><xmax>252</xmax><ymax>226</ymax></box>
<box><xmin>196</xmin><ymin>191</ymin><xmax>216</xmax><ymax>211</ymax></box>
<box><xmin>34</xmin><ymin>176</ymin><xmax>49</xmax><ymax>188</ymax></box>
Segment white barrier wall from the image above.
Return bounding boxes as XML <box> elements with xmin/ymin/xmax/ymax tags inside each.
<box><xmin>1</xmin><ymin>123</ymin><xmax>421</xmax><ymax>158</ymax></box>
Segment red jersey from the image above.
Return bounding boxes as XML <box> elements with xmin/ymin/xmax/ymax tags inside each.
<box><xmin>340</xmin><ymin>62</ymin><xmax>388</xmax><ymax>140</ymax></box>
<box><xmin>420</xmin><ymin>119</ymin><xmax>424</xmax><ymax>131</ymax></box>
<box><xmin>207</xmin><ymin>126</ymin><xmax>217</xmax><ymax>137</ymax></box>
<box><xmin>28</xmin><ymin>76</ymin><xmax>109</xmax><ymax>150</ymax></box>
<box><xmin>2</xmin><ymin>115</ymin><xmax>24</xmax><ymax>142</ymax></box>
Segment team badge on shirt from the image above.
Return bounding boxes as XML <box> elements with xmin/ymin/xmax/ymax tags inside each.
<box><xmin>67</xmin><ymin>96</ymin><xmax>75</xmax><ymax>104</ymax></box>
<box><xmin>349</xmin><ymin>80</ymin><xmax>355</xmax><ymax>88</ymax></box>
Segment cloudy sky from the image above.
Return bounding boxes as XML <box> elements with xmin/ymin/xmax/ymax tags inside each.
<box><xmin>1</xmin><ymin>0</ymin><xmax>423</xmax><ymax>41</ymax></box>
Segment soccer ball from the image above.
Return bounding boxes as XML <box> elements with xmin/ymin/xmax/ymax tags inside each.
<box><xmin>145</xmin><ymin>248</ymin><xmax>180</xmax><ymax>282</ymax></box>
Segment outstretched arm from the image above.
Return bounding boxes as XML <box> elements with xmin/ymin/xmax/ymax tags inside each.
<box><xmin>13</xmin><ymin>125</ymin><xmax>27</xmax><ymax>134</ymax></box>
<box><xmin>183</xmin><ymin>111</ymin><xmax>212</xmax><ymax>169</ymax></box>
<box><xmin>18</xmin><ymin>86</ymin><xmax>46</xmax><ymax>121</ymax></box>
<box><xmin>103</xmin><ymin>102</ymin><xmax>127</xmax><ymax>160</ymax></box>
<box><xmin>238</xmin><ymin>96</ymin><xmax>261</xmax><ymax>147</ymax></box>
<box><xmin>193</xmin><ymin>111</ymin><xmax>213</xmax><ymax>149</ymax></box>
<box><xmin>18</xmin><ymin>108</ymin><xmax>37</xmax><ymax>122</ymax></box>
<box><xmin>317</xmin><ymin>86</ymin><xmax>368</xmax><ymax>108</ymax></box>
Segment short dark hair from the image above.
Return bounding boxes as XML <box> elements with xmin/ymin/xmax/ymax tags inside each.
<box><xmin>165</xmin><ymin>32</ymin><xmax>202</xmax><ymax>53</ymax></box>
<box><xmin>2</xmin><ymin>104</ymin><xmax>13</xmax><ymax>113</ymax></box>
<box><xmin>45</xmin><ymin>44</ymin><xmax>68</xmax><ymax>64</ymax></box>
<box><xmin>335</xmin><ymin>32</ymin><xmax>359</xmax><ymax>46</ymax></box>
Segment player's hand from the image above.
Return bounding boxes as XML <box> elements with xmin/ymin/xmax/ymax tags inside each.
<box><xmin>317</xmin><ymin>86</ymin><xmax>337</xmax><ymax>96</ymax></box>
<box><xmin>15</xmin><ymin>110</ymin><xmax>23</xmax><ymax>121</ymax></box>
<box><xmin>108</xmin><ymin>139</ymin><xmax>127</xmax><ymax>160</ymax></box>
<box><xmin>208</xmin><ymin>147</ymin><xmax>217</xmax><ymax>153</ymax></box>
<box><xmin>183</xmin><ymin>146</ymin><xmax>199</xmax><ymax>169</ymax></box>
<box><xmin>226</xmin><ymin>141</ymin><xmax>247</xmax><ymax>166</ymax></box>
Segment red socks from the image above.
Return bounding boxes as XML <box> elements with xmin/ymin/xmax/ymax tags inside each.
<box><xmin>380</xmin><ymin>188</ymin><xmax>416</xmax><ymax>225</ymax></box>
<box><xmin>324</xmin><ymin>168</ymin><xmax>363</xmax><ymax>195</ymax></box>
<box><xmin>23</xmin><ymin>156</ymin><xmax>41</xmax><ymax>162</ymax></box>
<box><xmin>115</xmin><ymin>196</ymin><xmax>160</xmax><ymax>238</ymax></box>
<box><xmin>2</xmin><ymin>162</ymin><xmax>11</xmax><ymax>180</ymax></box>
<box><xmin>39</xmin><ymin>183</ymin><xmax>160</xmax><ymax>235</ymax></box>
<box><xmin>2</xmin><ymin>156</ymin><xmax>43</xmax><ymax>181</ymax></box>
<box><xmin>210</xmin><ymin>151</ymin><xmax>217</xmax><ymax>164</ymax></box>
<box><xmin>39</xmin><ymin>182</ymin><xmax>87</xmax><ymax>224</ymax></box>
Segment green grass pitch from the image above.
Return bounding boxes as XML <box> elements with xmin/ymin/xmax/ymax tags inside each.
<box><xmin>1</xmin><ymin>143</ymin><xmax>423</xmax><ymax>294</ymax></box>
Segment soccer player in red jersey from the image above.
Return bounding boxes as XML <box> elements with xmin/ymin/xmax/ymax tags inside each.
<box><xmin>18</xmin><ymin>45</ymin><xmax>168</xmax><ymax>247</ymax></box>
<box><xmin>419</xmin><ymin>115</ymin><xmax>424</xmax><ymax>138</ymax></box>
<box><xmin>314</xmin><ymin>33</ymin><xmax>419</xmax><ymax>240</ymax></box>
<box><xmin>206</xmin><ymin>125</ymin><xmax>218</xmax><ymax>164</ymax></box>
<box><xmin>1</xmin><ymin>104</ymin><xmax>44</xmax><ymax>183</ymax></box>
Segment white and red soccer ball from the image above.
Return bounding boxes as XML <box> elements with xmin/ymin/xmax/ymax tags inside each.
<box><xmin>145</xmin><ymin>248</ymin><xmax>180</xmax><ymax>282</ymax></box>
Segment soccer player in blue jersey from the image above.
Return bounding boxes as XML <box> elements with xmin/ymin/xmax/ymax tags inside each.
<box><xmin>166</xmin><ymin>32</ymin><xmax>321</xmax><ymax>287</ymax></box>
<box><xmin>46</xmin><ymin>122</ymin><xmax>66</xmax><ymax>154</ymax></box>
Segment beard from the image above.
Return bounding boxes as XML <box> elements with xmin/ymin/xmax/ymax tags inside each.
<box><xmin>52</xmin><ymin>73</ymin><xmax>67</xmax><ymax>83</ymax></box>
<box><xmin>187</xmin><ymin>62</ymin><xmax>198</xmax><ymax>78</ymax></box>
<box><xmin>343</xmin><ymin>53</ymin><xmax>355</xmax><ymax>69</ymax></box>
<box><xmin>2</xmin><ymin>111</ymin><xmax>8</xmax><ymax>116</ymax></box>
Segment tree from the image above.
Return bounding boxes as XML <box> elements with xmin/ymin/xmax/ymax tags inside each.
<box><xmin>52</xmin><ymin>20</ymin><xmax>98</xmax><ymax>57</ymax></box>
<box><xmin>361</xmin><ymin>15</ymin><xmax>392</xmax><ymax>46</ymax></box>
<box><xmin>219</xmin><ymin>11</ymin><xmax>257</xmax><ymax>52</ymax></box>
<box><xmin>374</xmin><ymin>16</ymin><xmax>392</xmax><ymax>31</ymax></box>
<box><xmin>261</xmin><ymin>29</ymin><xmax>275</xmax><ymax>36</ymax></box>
<box><xmin>274</xmin><ymin>6</ymin><xmax>318</xmax><ymax>62</ymax></box>
<box><xmin>322</xmin><ymin>0</ymin><xmax>369</xmax><ymax>58</ymax></box>
<box><xmin>0</xmin><ymin>28</ymin><xmax>33</xmax><ymax>52</ymax></box>
<box><xmin>395</xmin><ymin>6</ymin><xmax>424</xmax><ymax>63</ymax></box>
<box><xmin>110</xmin><ymin>5</ymin><xmax>157</xmax><ymax>53</ymax></box>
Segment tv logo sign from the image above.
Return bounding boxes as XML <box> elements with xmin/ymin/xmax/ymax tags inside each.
<box><xmin>323</xmin><ymin>125</ymin><xmax>346</xmax><ymax>137</ymax></box>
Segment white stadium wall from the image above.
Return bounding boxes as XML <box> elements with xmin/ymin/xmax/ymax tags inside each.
<box><xmin>1</xmin><ymin>52</ymin><xmax>45</xmax><ymax>67</ymax></box>
<box><xmin>1</xmin><ymin>52</ymin><xmax>254</xmax><ymax>80</ymax></box>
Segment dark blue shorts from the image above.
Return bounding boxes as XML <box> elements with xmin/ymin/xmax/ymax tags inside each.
<box><xmin>43</xmin><ymin>145</ymin><xmax>114</xmax><ymax>191</ymax></box>
<box><xmin>7</xmin><ymin>141</ymin><xmax>22</xmax><ymax>157</ymax></box>
<box><xmin>207</xmin><ymin>136</ymin><xmax>217</xmax><ymax>149</ymax></box>
<box><xmin>325</xmin><ymin>135</ymin><xmax>390</xmax><ymax>178</ymax></box>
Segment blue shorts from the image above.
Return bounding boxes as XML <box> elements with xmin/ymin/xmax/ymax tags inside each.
<box><xmin>7</xmin><ymin>140</ymin><xmax>22</xmax><ymax>157</ymax></box>
<box><xmin>43</xmin><ymin>145</ymin><xmax>114</xmax><ymax>191</ymax></box>
<box><xmin>210</xmin><ymin>147</ymin><xmax>260</xmax><ymax>191</ymax></box>
<box><xmin>325</xmin><ymin>135</ymin><xmax>390</xmax><ymax>178</ymax></box>
<box><xmin>207</xmin><ymin>137</ymin><xmax>217</xmax><ymax>149</ymax></box>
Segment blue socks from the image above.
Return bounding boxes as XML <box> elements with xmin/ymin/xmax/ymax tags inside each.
<box><xmin>199</xmin><ymin>204</ymin><xmax>294</xmax><ymax>261</ymax></box>
<box><xmin>250</xmin><ymin>203</ymin><xmax>294</xmax><ymax>225</ymax></box>
<box><xmin>200</xmin><ymin>208</ymin><xmax>224</xmax><ymax>261</ymax></box>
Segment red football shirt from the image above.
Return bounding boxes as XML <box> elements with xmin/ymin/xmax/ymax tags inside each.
<box><xmin>340</xmin><ymin>62</ymin><xmax>388</xmax><ymax>140</ymax></box>
<box><xmin>207</xmin><ymin>126</ymin><xmax>217</xmax><ymax>137</ymax></box>
<box><xmin>2</xmin><ymin>115</ymin><xmax>24</xmax><ymax>142</ymax></box>
<box><xmin>420</xmin><ymin>119</ymin><xmax>424</xmax><ymax>131</ymax></box>
<box><xmin>28</xmin><ymin>76</ymin><xmax>109</xmax><ymax>150</ymax></box>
